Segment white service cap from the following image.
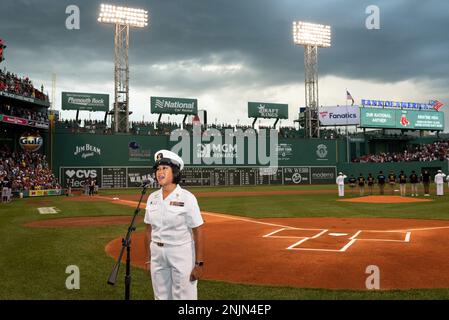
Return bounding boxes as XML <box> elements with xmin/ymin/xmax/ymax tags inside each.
<box><xmin>153</xmin><ymin>149</ymin><xmax>184</xmax><ymax>170</ymax></box>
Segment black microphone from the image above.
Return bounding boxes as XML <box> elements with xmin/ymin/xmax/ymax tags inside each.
<box><xmin>140</xmin><ymin>177</ymin><xmax>155</xmax><ymax>187</ymax></box>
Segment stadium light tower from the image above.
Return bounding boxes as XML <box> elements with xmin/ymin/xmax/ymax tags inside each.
<box><xmin>293</xmin><ymin>21</ymin><xmax>331</xmax><ymax>138</ymax></box>
<box><xmin>98</xmin><ymin>4</ymin><xmax>148</xmax><ymax>133</ymax></box>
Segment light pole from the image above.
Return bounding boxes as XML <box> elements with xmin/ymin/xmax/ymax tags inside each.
<box><xmin>98</xmin><ymin>4</ymin><xmax>148</xmax><ymax>133</ymax></box>
<box><xmin>293</xmin><ymin>21</ymin><xmax>331</xmax><ymax>138</ymax></box>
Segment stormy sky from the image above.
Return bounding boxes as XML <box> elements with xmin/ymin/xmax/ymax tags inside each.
<box><xmin>1</xmin><ymin>0</ymin><xmax>448</xmax><ymax>128</ymax></box>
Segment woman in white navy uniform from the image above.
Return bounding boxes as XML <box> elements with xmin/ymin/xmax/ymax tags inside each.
<box><xmin>144</xmin><ymin>150</ymin><xmax>204</xmax><ymax>300</ymax></box>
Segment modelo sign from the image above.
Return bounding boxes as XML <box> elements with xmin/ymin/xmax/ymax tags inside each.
<box><xmin>319</xmin><ymin>106</ymin><xmax>360</xmax><ymax>126</ymax></box>
<box><xmin>19</xmin><ymin>133</ymin><xmax>43</xmax><ymax>152</ymax></box>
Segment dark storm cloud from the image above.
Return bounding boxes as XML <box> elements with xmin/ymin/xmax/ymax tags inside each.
<box><xmin>1</xmin><ymin>0</ymin><xmax>449</xmax><ymax>92</ymax></box>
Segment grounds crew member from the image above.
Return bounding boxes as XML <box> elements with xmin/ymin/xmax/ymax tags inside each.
<box><xmin>144</xmin><ymin>150</ymin><xmax>205</xmax><ymax>300</ymax></box>
<box><xmin>348</xmin><ymin>174</ymin><xmax>357</xmax><ymax>194</ymax></box>
<box><xmin>398</xmin><ymin>170</ymin><xmax>407</xmax><ymax>197</ymax></box>
<box><xmin>422</xmin><ymin>170</ymin><xmax>431</xmax><ymax>196</ymax></box>
<box><xmin>388</xmin><ymin>170</ymin><xmax>397</xmax><ymax>195</ymax></box>
<box><xmin>336</xmin><ymin>172</ymin><xmax>347</xmax><ymax>197</ymax></box>
<box><xmin>434</xmin><ymin>170</ymin><xmax>446</xmax><ymax>196</ymax></box>
<box><xmin>357</xmin><ymin>173</ymin><xmax>366</xmax><ymax>196</ymax></box>
<box><xmin>409</xmin><ymin>170</ymin><xmax>419</xmax><ymax>196</ymax></box>
<box><xmin>367</xmin><ymin>173</ymin><xmax>375</xmax><ymax>195</ymax></box>
<box><xmin>377</xmin><ymin>171</ymin><xmax>386</xmax><ymax>195</ymax></box>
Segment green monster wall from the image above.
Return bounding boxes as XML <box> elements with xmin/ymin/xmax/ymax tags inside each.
<box><xmin>52</xmin><ymin>131</ymin><xmax>446</xmax><ymax>187</ymax></box>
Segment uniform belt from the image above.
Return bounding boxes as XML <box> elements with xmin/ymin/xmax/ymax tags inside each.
<box><xmin>154</xmin><ymin>242</ymin><xmax>164</xmax><ymax>247</ymax></box>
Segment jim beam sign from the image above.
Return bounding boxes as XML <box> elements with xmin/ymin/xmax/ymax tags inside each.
<box><xmin>74</xmin><ymin>144</ymin><xmax>102</xmax><ymax>159</ymax></box>
<box><xmin>151</xmin><ymin>96</ymin><xmax>198</xmax><ymax>115</ymax></box>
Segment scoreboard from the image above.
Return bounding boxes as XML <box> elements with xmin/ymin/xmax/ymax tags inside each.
<box><xmin>180</xmin><ymin>166</ymin><xmax>325</xmax><ymax>186</ymax></box>
<box><xmin>60</xmin><ymin>166</ymin><xmax>336</xmax><ymax>188</ymax></box>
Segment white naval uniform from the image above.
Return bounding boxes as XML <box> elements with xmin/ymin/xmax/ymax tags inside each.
<box><xmin>144</xmin><ymin>185</ymin><xmax>204</xmax><ymax>300</ymax></box>
<box><xmin>434</xmin><ymin>173</ymin><xmax>446</xmax><ymax>196</ymax></box>
<box><xmin>336</xmin><ymin>175</ymin><xmax>347</xmax><ymax>197</ymax></box>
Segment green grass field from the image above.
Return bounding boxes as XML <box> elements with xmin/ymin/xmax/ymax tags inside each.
<box><xmin>1</xmin><ymin>184</ymin><xmax>449</xmax><ymax>300</ymax></box>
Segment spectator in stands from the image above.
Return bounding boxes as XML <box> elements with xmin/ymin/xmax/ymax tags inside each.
<box><xmin>353</xmin><ymin>140</ymin><xmax>449</xmax><ymax>163</ymax></box>
<box><xmin>0</xmin><ymin>146</ymin><xmax>60</xmax><ymax>194</ymax></box>
<box><xmin>0</xmin><ymin>69</ymin><xmax>48</xmax><ymax>101</ymax></box>
<box><xmin>0</xmin><ymin>104</ymin><xmax>49</xmax><ymax>123</ymax></box>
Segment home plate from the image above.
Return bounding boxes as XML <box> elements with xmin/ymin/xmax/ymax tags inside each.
<box><xmin>38</xmin><ymin>207</ymin><xmax>59</xmax><ymax>215</ymax></box>
<box><xmin>112</xmin><ymin>197</ymin><xmax>120</xmax><ymax>200</ymax></box>
<box><xmin>328</xmin><ymin>233</ymin><xmax>348</xmax><ymax>237</ymax></box>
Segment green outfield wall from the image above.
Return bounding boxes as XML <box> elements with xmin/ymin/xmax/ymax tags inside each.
<box><xmin>51</xmin><ymin>131</ymin><xmax>447</xmax><ymax>187</ymax></box>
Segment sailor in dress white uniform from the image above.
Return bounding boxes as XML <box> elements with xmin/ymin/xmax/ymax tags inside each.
<box><xmin>144</xmin><ymin>150</ymin><xmax>205</xmax><ymax>300</ymax></box>
<box><xmin>434</xmin><ymin>170</ymin><xmax>446</xmax><ymax>196</ymax></box>
<box><xmin>336</xmin><ymin>172</ymin><xmax>347</xmax><ymax>197</ymax></box>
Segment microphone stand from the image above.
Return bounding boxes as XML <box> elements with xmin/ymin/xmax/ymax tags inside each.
<box><xmin>107</xmin><ymin>183</ymin><xmax>149</xmax><ymax>300</ymax></box>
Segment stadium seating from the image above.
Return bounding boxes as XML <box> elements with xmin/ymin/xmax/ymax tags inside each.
<box><xmin>0</xmin><ymin>69</ymin><xmax>48</xmax><ymax>101</ymax></box>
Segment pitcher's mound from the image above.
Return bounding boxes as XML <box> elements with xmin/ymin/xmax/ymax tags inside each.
<box><xmin>338</xmin><ymin>195</ymin><xmax>432</xmax><ymax>204</ymax></box>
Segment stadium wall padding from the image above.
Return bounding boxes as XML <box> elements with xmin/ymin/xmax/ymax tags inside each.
<box><xmin>52</xmin><ymin>132</ymin><xmax>346</xmax><ymax>169</ymax></box>
<box><xmin>53</xmin><ymin>132</ymin><xmax>447</xmax><ymax>185</ymax></box>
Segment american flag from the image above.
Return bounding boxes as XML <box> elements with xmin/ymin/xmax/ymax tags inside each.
<box><xmin>346</xmin><ymin>90</ymin><xmax>354</xmax><ymax>106</ymax></box>
<box><xmin>432</xmin><ymin>100</ymin><xmax>444</xmax><ymax>111</ymax></box>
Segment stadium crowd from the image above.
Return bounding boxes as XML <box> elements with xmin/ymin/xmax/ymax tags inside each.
<box><xmin>353</xmin><ymin>140</ymin><xmax>449</xmax><ymax>163</ymax></box>
<box><xmin>0</xmin><ymin>69</ymin><xmax>48</xmax><ymax>102</ymax></box>
<box><xmin>0</xmin><ymin>104</ymin><xmax>49</xmax><ymax>123</ymax></box>
<box><xmin>56</xmin><ymin>118</ymin><xmax>348</xmax><ymax>140</ymax></box>
<box><xmin>0</xmin><ymin>147</ymin><xmax>60</xmax><ymax>193</ymax></box>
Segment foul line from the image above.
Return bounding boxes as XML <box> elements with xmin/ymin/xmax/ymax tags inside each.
<box><xmin>96</xmin><ymin>195</ymin><xmax>447</xmax><ymax>251</ymax></box>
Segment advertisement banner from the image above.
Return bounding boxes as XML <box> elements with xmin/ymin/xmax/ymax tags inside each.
<box><xmin>398</xmin><ymin>109</ymin><xmax>444</xmax><ymax>130</ymax></box>
<box><xmin>360</xmin><ymin>108</ymin><xmax>396</xmax><ymax>128</ymax></box>
<box><xmin>310</xmin><ymin>167</ymin><xmax>336</xmax><ymax>184</ymax></box>
<box><xmin>127</xmin><ymin>167</ymin><xmax>155</xmax><ymax>188</ymax></box>
<box><xmin>61</xmin><ymin>167</ymin><xmax>102</xmax><ymax>188</ymax></box>
<box><xmin>29</xmin><ymin>189</ymin><xmax>63</xmax><ymax>197</ymax></box>
<box><xmin>1</xmin><ymin>115</ymin><xmax>49</xmax><ymax>129</ymax></box>
<box><xmin>28</xmin><ymin>121</ymin><xmax>49</xmax><ymax>129</ymax></box>
<box><xmin>318</xmin><ymin>106</ymin><xmax>360</xmax><ymax>126</ymax></box>
<box><xmin>361</xmin><ymin>98</ymin><xmax>434</xmax><ymax>110</ymax></box>
<box><xmin>3</xmin><ymin>115</ymin><xmax>28</xmax><ymax>126</ymax></box>
<box><xmin>151</xmin><ymin>96</ymin><xmax>198</xmax><ymax>115</ymax></box>
<box><xmin>282</xmin><ymin>167</ymin><xmax>310</xmax><ymax>185</ymax></box>
<box><xmin>248</xmin><ymin>102</ymin><xmax>288</xmax><ymax>119</ymax></box>
<box><xmin>360</xmin><ymin>108</ymin><xmax>444</xmax><ymax>130</ymax></box>
<box><xmin>62</xmin><ymin>92</ymin><xmax>109</xmax><ymax>112</ymax></box>
<box><xmin>0</xmin><ymin>91</ymin><xmax>50</xmax><ymax>107</ymax></box>
<box><xmin>128</xmin><ymin>141</ymin><xmax>151</xmax><ymax>162</ymax></box>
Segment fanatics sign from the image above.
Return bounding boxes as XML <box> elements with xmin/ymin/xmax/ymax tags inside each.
<box><xmin>318</xmin><ymin>106</ymin><xmax>360</xmax><ymax>126</ymax></box>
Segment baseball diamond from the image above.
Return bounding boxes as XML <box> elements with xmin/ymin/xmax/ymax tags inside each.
<box><xmin>1</xmin><ymin>0</ymin><xmax>449</xmax><ymax>304</ymax></box>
